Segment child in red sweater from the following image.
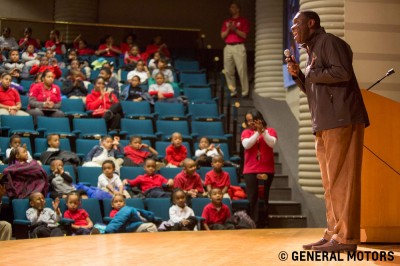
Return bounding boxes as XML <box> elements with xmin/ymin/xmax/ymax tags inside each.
<box><xmin>64</xmin><ymin>191</ymin><xmax>99</xmax><ymax>235</ymax></box>
<box><xmin>123</xmin><ymin>158</ymin><xmax>174</xmax><ymax>198</ymax></box>
<box><xmin>165</xmin><ymin>132</ymin><xmax>187</xmax><ymax>167</ymax></box>
<box><xmin>202</xmin><ymin>188</ymin><xmax>234</xmax><ymax>230</ymax></box>
<box><xmin>29</xmin><ymin>56</ymin><xmax>62</xmax><ymax>79</ymax></box>
<box><xmin>123</xmin><ymin>136</ymin><xmax>158</xmax><ymax>167</ymax></box>
<box><xmin>174</xmin><ymin>158</ymin><xmax>204</xmax><ymax>199</ymax></box>
<box><xmin>204</xmin><ymin>155</ymin><xmax>231</xmax><ymax>199</ymax></box>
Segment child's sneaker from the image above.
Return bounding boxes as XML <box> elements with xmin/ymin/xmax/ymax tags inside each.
<box><xmin>90</xmin><ymin>228</ymin><xmax>100</xmax><ymax>235</ymax></box>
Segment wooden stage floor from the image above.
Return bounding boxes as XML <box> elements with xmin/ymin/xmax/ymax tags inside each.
<box><xmin>1</xmin><ymin>228</ymin><xmax>399</xmax><ymax>266</ymax></box>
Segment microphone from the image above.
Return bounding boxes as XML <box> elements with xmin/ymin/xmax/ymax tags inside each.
<box><xmin>367</xmin><ymin>68</ymin><xmax>395</xmax><ymax>91</ymax></box>
<box><xmin>284</xmin><ymin>49</ymin><xmax>292</xmax><ymax>62</ymax></box>
<box><xmin>386</xmin><ymin>68</ymin><xmax>395</xmax><ymax>77</ymax></box>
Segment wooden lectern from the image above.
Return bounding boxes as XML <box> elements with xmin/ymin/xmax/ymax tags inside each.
<box><xmin>361</xmin><ymin>90</ymin><xmax>400</xmax><ymax>243</ymax></box>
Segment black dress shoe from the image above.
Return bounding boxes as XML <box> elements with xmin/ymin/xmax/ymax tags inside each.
<box><xmin>302</xmin><ymin>238</ymin><xmax>329</xmax><ymax>250</ymax></box>
<box><xmin>312</xmin><ymin>239</ymin><xmax>357</xmax><ymax>252</ymax></box>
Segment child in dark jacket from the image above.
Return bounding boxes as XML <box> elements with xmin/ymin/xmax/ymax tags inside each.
<box><xmin>82</xmin><ymin>135</ymin><xmax>123</xmax><ymax>173</ymax></box>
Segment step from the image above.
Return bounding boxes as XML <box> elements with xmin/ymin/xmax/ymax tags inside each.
<box><xmin>268</xmin><ymin>215</ymin><xmax>308</xmax><ymax>228</ymax></box>
<box><xmin>270</xmin><ymin>187</ymin><xmax>292</xmax><ymax>201</ymax></box>
<box><xmin>269</xmin><ymin>201</ymin><xmax>302</xmax><ymax>215</ymax></box>
<box><xmin>232</xmin><ymin>200</ymin><xmax>301</xmax><ymax>215</ymax></box>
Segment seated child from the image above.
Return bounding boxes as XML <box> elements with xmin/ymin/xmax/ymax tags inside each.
<box><xmin>2</xmin><ymin>49</ymin><xmax>25</xmax><ymax>80</ymax></box>
<box><xmin>127</xmin><ymin>60</ymin><xmax>150</xmax><ymax>84</ymax></box>
<box><xmin>26</xmin><ymin>192</ymin><xmax>64</xmax><ymax>238</ymax></box>
<box><xmin>147</xmin><ymin>51</ymin><xmax>161</xmax><ymax>73</ymax></box>
<box><xmin>6</xmin><ymin>134</ymin><xmax>33</xmax><ymax>164</ymax></box>
<box><xmin>202</xmin><ymin>187</ymin><xmax>234</xmax><ymax>230</ymax></box>
<box><xmin>105</xmin><ymin>194</ymin><xmax>158</xmax><ymax>233</ymax></box>
<box><xmin>165</xmin><ymin>132</ymin><xmax>187</xmax><ymax>168</ymax></box>
<box><xmin>97</xmin><ymin>160</ymin><xmax>130</xmax><ymax>198</ymax></box>
<box><xmin>195</xmin><ymin>137</ymin><xmax>223</xmax><ymax>167</ymax></box>
<box><xmin>174</xmin><ymin>158</ymin><xmax>204</xmax><ymax>200</ymax></box>
<box><xmin>120</xmin><ymin>75</ymin><xmax>144</xmax><ymax>102</ymax></box>
<box><xmin>195</xmin><ymin>136</ymin><xmax>239</xmax><ymax>168</ymax></box>
<box><xmin>151</xmin><ymin>57</ymin><xmax>174</xmax><ymax>83</ymax></box>
<box><xmin>83</xmin><ymin>135</ymin><xmax>123</xmax><ymax>173</ymax></box>
<box><xmin>123</xmin><ymin>136</ymin><xmax>159</xmax><ymax>167</ymax></box>
<box><xmin>39</xmin><ymin>134</ymin><xmax>80</xmax><ymax>166</ymax></box>
<box><xmin>204</xmin><ymin>155</ymin><xmax>231</xmax><ymax>199</ymax></box>
<box><xmin>29</xmin><ymin>55</ymin><xmax>62</xmax><ymax>79</ymax></box>
<box><xmin>159</xmin><ymin>188</ymin><xmax>197</xmax><ymax>231</ymax></box>
<box><xmin>123</xmin><ymin>158</ymin><xmax>174</xmax><ymax>198</ymax></box>
<box><xmin>124</xmin><ymin>45</ymin><xmax>143</xmax><ymax>66</ymax></box>
<box><xmin>148</xmin><ymin>72</ymin><xmax>174</xmax><ymax>102</ymax></box>
<box><xmin>3</xmin><ymin>146</ymin><xmax>48</xmax><ymax>199</ymax></box>
<box><xmin>21</xmin><ymin>44</ymin><xmax>40</xmax><ymax>67</ymax></box>
<box><xmin>48</xmin><ymin>159</ymin><xmax>75</xmax><ymax>199</ymax></box>
<box><xmin>64</xmin><ymin>191</ymin><xmax>99</xmax><ymax>235</ymax></box>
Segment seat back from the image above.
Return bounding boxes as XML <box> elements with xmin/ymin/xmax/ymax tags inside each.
<box><xmin>154</xmin><ymin>102</ymin><xmax>186</xmax><ymax>120</ymax></box>
<box><xmin>61</xmin><ymin>98</ymin><xmax>86</xmax><ymax>113</ymax></box>
<box><xmin>77</xmin><ymin>166</ymin><xmax>103</xmax><ymax>186</ymax></box>
<box><xmin>73</xmin><ymin>118</ymin><xmax>108</xmax><ymax>138</ymax></box>
<box><xmin>144</xmin><ymin>198</ymin><xmax>171</xmax><ymax>221</ymax></box>
<box><xmin>120</xmin><ymin>119</ymin><xmax>155</xmax><ymax>138</ymax></box>
<box><xmin>1</xmin><ymin>116</ymin><xmax>37</xmax><ymax>136</ymax></box>
<box><xmin>174</xmin><ymin>59</ymin><xmax>200</xmax><ymax>72</ymax></box>
<box><xmin>179</xmin><ymin>72</ymin><xmax>207</xmax><ymax>86</ymax></box>
<box><xmin>81</xmin><ymin>198</ymin><xmax>103</xmax><ymax>224</ymax></box>
<box><xmin>37</xmin><ymin>117</ymin><xmax>72</xmax><ymax>135</ymax></box>
<box><xmin>120</xmin><ymin>166</ymin><xmax>146</xmax><ymax>181</ymax></box>
<box><xmin>159</xmin><ymin>167</ymin><xmax>183</xmax><ymax>179</ymax></box>
<box><xmin>155</xmin><ymin>120</ymin><xmax>190</xmax><ymax>140</ymax></box>
<box><xmin>188</xmin><ymin>102</ymin><xmax>220</xmax><ymax>120</ymax></box>
<box><xmin>191</xmin><ymin>121</ymin><xmax>226</xmax><ymax>139</ymax></box>
<box><xmin>155</xmin><ymin>141</ymin><xmax>192</xmax><ymax>158</ymax></box>
<box><xmin>183</xmin><ymin>87</ymin><xmax>214</xmax><ymax>102</ymax></box>
<box><xmin>120</xmin><ymin>101</ymin><xmax>152</xmax><ymax>119</ymax></box>
<box><xmin>20</xmin><ymin>95</ymin><xmax>29</xmax><ymax>110</ymax></box>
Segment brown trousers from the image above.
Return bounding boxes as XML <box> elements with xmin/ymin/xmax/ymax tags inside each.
<box><xmin>315</xmin><ymin>124</ymin><xmax>365</xmax><ymax>244</ymax></box>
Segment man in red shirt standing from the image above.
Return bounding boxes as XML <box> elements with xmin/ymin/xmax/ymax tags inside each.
<box><xmin>221</xmin><ymin>2</ymin><xmax>249</xmax><ymax>97</ymax></box>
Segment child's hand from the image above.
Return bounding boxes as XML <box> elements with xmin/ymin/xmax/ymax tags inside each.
<box><xmin>181</xmin><ymin>219</ymin><xmax>189</xmax><ymax>226</ymax></box>
<box><xmin>122</xmin><ymin>179</ymin><xmax>129</xmax><ymax>185</ymax></box>
<box><xmin>216</xmin><ymin>145</ymin><xmax>221</xmax><ymax>152</ymax></box>
<box><xmin>140</xmin><ymin>143</ymin><xmax>148</xmax><ymax>149</ymax></box>
<box><xmin>209</xmin><ymin>144</ymin><xmax>215</xmax><ymax>150</ymax></box>
<box><xmin>52</xmin><ymin>197</ymin><xmax>60</xmax><ymax>214</ymax></box>
<box><xmin>167</xmin><ymin>179</ymin><xmax>174</xmax><ymax>187</ymax></box>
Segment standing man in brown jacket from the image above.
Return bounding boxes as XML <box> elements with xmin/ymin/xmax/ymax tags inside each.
<box><xmin>287</xmin><ymin>10</ymin><xmax>369</xmax><ymax>252</ymax></box>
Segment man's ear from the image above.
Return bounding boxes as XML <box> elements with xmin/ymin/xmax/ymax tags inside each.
<box><xmin>308</xmin><ymin>18</ymin><xmax>316</xmax><ymax>29</ymax></box>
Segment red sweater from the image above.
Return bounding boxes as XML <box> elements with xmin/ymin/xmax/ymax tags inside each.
<box><xmin>29</xmin><ymin>82</ymin><xmax>61</xmax><ymax>104</ymax></box>
<box><xmin>124</xmin><ymin>145</ymin><xmax>150</xmax><ymax>165</ymax></box>
<box><xmin>165</xmin><ymin>144</ymin><xmax>187</xmax><ymax>166</ymax></box>
<box><xmin>29</xmin><ymin>65</ymin><xmax>62</xmax><ymax>79</ymax></box>
<box><xmin>86</xmin><ymin>90</ymin><xmax>119</xmax><ymax>111</ymax></box>
<box><xmin>174</xmin><ymin>171</ymin><xmax>204</xmax><ymax>193</ymax></box>
<box><xmin>126</xmin><ymin>173</ymin><xmax>168</xmax><ymax>193</ymax></box>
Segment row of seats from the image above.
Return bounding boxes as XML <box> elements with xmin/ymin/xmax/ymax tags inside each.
<box><xmin>0</xmin><ymin>115</ymin><xmax>231</xmax><ymax>142</ymax></box>
<box><xmin>0</xmin><ymin>164</ymin><xmax>240</xmax><ymax>186</ymax></box>
<box><xmin>11</xmin><ymin>197</ymin><xmax>232</xmax><ymax>238</ymax></box>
